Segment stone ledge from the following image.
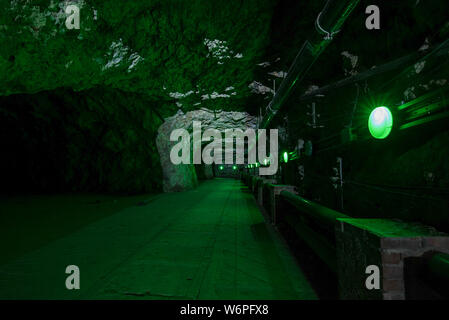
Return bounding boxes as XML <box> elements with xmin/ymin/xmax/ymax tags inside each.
<box><xmin>336</xmin><ymin>218</ymin><xmax>449</xmax><ymax>300</ymax></box>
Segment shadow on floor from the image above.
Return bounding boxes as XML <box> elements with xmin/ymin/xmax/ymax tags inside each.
<box><xmin>0</xmin><ymin>193</ymin><xmax>157</xmax><ymax>265</ymax></box>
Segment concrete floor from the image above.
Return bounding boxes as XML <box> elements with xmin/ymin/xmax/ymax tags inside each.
<box><xmin>0</xmin><ymin>179</ymin><xmax>317</xmax><ymax>299</ymax></box>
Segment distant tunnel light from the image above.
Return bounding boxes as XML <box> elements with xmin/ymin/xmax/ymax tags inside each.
<box><xmin>368</xmin><ymin>106</ymin><xmax>393</xmax><ymax>139</ymax></box>
<box><xmin>283</xmin><ymin>151</ymin><xmax>289</xmax><ymax>163</ymax></box>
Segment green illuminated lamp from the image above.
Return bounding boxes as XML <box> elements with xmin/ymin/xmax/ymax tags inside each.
<box><xmin>263</xmin><ymin>158</ymin><xmax>268</xmax><ymax>166</ymax></box>
<box><xmin>368</xmin><ymin>106</ymin><xmax>393</xmax><ymax>139</ymax></box>
<box><xmin>283</xmin><ymin>151</ymin><xmax>289</xmax><ymax>163</ymax></box>
<box><xmin>232</xmin><ymin>165</ymin><xmax>237</xmax><ymax>170</ymax></box>
<box><xmin>219</xmin><ymin>165</ymin><xmax>224</xmax><ymax>170</ymax></box>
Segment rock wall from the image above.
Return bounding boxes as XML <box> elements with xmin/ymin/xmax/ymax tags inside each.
<box><xmin>156</xmin><ymin>108</ymin><xmax>256</xmax><ymax>192</ymax></box>
<box><xmin>0</xmin><ymin>88</ymin><xmax>164</xmax><ymax>194</ymax></box>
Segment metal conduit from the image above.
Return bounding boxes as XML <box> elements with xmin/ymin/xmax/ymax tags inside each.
<box><xmin>280</xmin><ymin>190</ymin><xmax>349</xmax><ymax>227</ymax></box>
<box><xmin>260</xmin><ymin>0</ymin><xmax>360</xmax><ymax>129</ymax></box>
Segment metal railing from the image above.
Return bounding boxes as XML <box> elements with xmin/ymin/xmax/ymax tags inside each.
<box><xmin>241</xmin><ymin>174</ymin><xmax>449</xmax><ymax>290</ymax></box>
<box><xmin>280</xmin><ymin>191</ymin><xmax>348</xmax><ymax>229</ymax></box>
<box><xmin>279</xmin><ymin>191</ymin><xmax>349</xmax><ymax>271</ymax></box>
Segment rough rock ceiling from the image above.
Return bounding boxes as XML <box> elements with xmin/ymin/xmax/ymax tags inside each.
<box><xmin>0</xmin><ymin>0</ymin><xmax>285</xmax><ymax>115</ymax></box>
<box><xmin>2</xmin><ymin>1</ymin><xmax>449</xmax><ymax>118</ymax></box>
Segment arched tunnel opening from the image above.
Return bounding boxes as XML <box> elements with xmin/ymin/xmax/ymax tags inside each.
<box><xmin>0</xmin><ymin>0</ymin><xmax>448</xmax><ymax>306</ymax></box>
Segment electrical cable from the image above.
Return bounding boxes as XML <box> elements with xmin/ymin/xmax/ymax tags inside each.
<box><xmin>315</xmin><ymin>12</ymin><xmax>341</xmax><ymax>40</ymax></box>
<box><xmin>344</xmin><ymin>179</ymin><xmax>449</xmax><ymax>201</ymax></box>
<box><xmin>305</xmin><ymin>171</ymin><xmax>449</xmax><ymax>197</ymax></box>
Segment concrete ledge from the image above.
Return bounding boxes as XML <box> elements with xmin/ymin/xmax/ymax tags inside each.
<box><xmin>335</xmin><ymin>218</ymin><xmax>449</xmax><ymax>300</ymax></box>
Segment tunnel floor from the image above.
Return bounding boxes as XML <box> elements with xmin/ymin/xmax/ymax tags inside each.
<box><xmin>0</xmin><ymin>178</ymin><xmax>317</xmax><ymax>299</ymax></box>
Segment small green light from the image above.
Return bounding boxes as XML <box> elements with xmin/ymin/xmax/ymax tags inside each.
<box><xmin>233</xmin><ymin>165</ymin><xmax>237</xmax><ymax>170</ymax></box>
<box><xmin>368</xmin><ymin>106</ymin><xmax>393</xmax><ymax>139</ymax></box>
<box><xmin>283</xmin><ymin>151</ymin><xmax>289</xmax><ymax>163</ymax></box>
<box><xmin>219</xmin><ymin>165</ymin><xmax>224</xmax><ymax>170</ymax></box>
<box><xmin>263</xmin><ymin>158</ymin><xmax>268</xmax><ymax>166</ymax></box>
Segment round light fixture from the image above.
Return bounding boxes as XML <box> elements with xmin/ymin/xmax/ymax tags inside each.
<box><xmin>368</xmin><ymin>106</ymin><xmax>393</xmax><ymax>139</ymax></box>
<box><xmin>283</xmin><ymin>151</ymin><xmax>289</xmax><ymax>163</ymax></box>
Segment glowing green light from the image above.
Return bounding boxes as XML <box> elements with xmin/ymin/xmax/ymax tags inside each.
<box><xmin>368</xmin><ymin>106</ymin><xmax>393</xmax><ymax>139</ymax></box>
<box><xmin>263</xmin><ymin>158</ymin><xmax>268</xmax><ymax>166</ymax></box>
<box><xmin>283</xmin><ymin>151</ymin><xmax>289</xmax><ymax>163</ymax></box>
<box><xmin>219</xmin><ymin>165</ymin><xmax>224</xmax><ymax>170</ymax></box>
<box><xmin>232</xmin><ymin>165</ymin><xmax>237</xmax><ymax>170</ymax></box>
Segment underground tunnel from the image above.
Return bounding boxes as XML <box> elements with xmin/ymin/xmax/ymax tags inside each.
<box><xmin>0</xmin><ymin>0</ymin><xmax>448</xmax><ymax>306</ymax></box>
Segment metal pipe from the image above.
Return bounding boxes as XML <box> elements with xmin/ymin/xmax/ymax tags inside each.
<box><xmin>318</xmin><ymin>0</ymin><xmax>360</xmax><ymax>35</ymax></box>
<box><xmin>282</xmin><ymin>210</ymin><xmax>338</xmax><ymax>271</ymax></box>
<box><xmin>280</xmin><ymin>190</ymin><xmax>349</xmax><ymax>227</ymax></box>
<box><xmin>260</xmin><ymin>0</ymin><xmax>360</xmax><ymax>129</ymax></box>
<box><xmin>277</xmin><ymin>190</ymin><xmax>347</xmax><ymax>270</ymax></box>
<box><xmin>300</xmin><ymin>51</ymin><xmax>423</xmax><ymax>101</ymax></box>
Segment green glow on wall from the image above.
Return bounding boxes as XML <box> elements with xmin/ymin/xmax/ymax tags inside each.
<box><xmin>368</xmin><ymin>106</ymin><xmax>393</xmax><ymax>139</ymax></box>
<box><xmin>232</xmin><ymin>165</ymin><xmax>237</xmax><ymax>170</ymax></box>
<box><xmin>264</xmin><ymin>158</ymin><xmax>268</xmax><ymax>166</ymax></box>
<box><xmin>283</xmin><ymin>151</ymin><xmax>289</xmax><ymax>163</ymax></box>
<box><xmin>219</xmin><ymin>165</ymin><xmax>224</xmax><ymax>170</ymax></box>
